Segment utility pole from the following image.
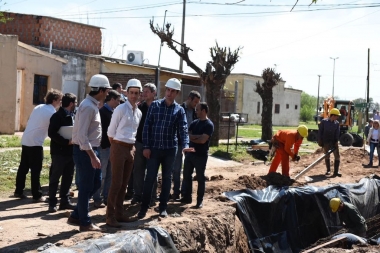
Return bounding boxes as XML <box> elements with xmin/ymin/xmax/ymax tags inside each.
<box><xmin>366</xmin><ymin>48</ymin><xmax>370</xmax><ymax>121</ymax></box>
<box><xmin>179</xmin><ymin>0</ymin><xmax>186</xmax><ymax>72</ymax></box>
<box><xmin>156</xmin><ymin>10</ymin><xmax>167</xmax><ymax>99</ymax></box>
<box><xmin>316</xmin><ymin>75</ymin><xmax>321</xmax><ymax>124</ymax></box>
<box><xmin>330</xmin><ymin>57</ymin><xmax>339</xmax><ymax>97</ymax></box>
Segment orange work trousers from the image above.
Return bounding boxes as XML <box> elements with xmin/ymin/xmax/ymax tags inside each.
<box><xmin>268</xmin><ymin>147</ymin><xmax>290</xmax><ymax>177</ymax></box>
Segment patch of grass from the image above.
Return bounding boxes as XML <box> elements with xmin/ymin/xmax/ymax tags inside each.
<box><xmin>210</xmin><ymin>143</ymin><xmax>253</xmax><ymax>163</ymax></box>
<box><xmin>0</xmin><ymin>135</ymin><xmax>21</xmax><ymax>148</ymax></box>
<box><xmin>0</xmin><ymin>150</ymin><xmax>51</xmax><ymax>194</ymax></box>
<box><xmin>0</xmin><ymin>135</ymin><xmax>51</xmax><ymax>148</ymax></box>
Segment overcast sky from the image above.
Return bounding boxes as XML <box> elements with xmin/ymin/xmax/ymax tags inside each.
<box><xmin>5</xmin><ymin>0</ymin><xmax>380</xmax><ymax>102</ymax></box>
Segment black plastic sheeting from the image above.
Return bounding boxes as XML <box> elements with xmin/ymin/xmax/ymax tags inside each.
<box><xmin>41</xmin><ymin>227</ymin><xmax>178</xmax><ymax>253</ymax></box>
<box><xmin>225</xmin><ymin>176</ymin><xmax>380</xmax><ymax>253</ymax></box>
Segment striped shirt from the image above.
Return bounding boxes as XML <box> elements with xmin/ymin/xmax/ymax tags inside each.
<box><xmin>143</xmin><ymin>98</ymin><xmax>189</xmax><ymax>150</ymax></box>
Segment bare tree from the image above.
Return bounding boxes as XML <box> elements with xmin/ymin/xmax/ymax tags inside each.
<box><xmin>150</xmin><ymin>20</ymin><xmax>241</xmax><ymax>146</ymax></box>
<box><xmin>255</xmin><ymin>68</ymin><xmax>282</xmax><ymax>142</ymax></box>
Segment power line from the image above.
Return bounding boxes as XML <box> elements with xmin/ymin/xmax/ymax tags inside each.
<box><xmin>57</xmin><ymin>1</ymin><xmax>182</xmax><ymax>17</ymax></box>
<box><xmin>61</xmin><ymin>4</ymin><xmax>380</xmax><ymax>20</ymax></box>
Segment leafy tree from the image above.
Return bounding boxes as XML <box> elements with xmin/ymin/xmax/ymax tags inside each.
<box><xmin>300</xmin><ymin>92</ymin><xmax>317</xmax><ymax>122</ymax></box>
<box><xmin>254</xmin><ymin>68</ymin><xmax>282</xmax><ymax>141</ymax></box>
<box><xmin>149</xmin><ymin>21</ymin><xmax>241</xmax><ymax>146</ymax></box>
<box><xmin>0</xmin><ymin>1</ymin><xmax>12</xmax><ymax>24</ymax></box>
<box><xmin>300</xmin><ymin>106</ymin><xmax>314</xmax><ymax>122</ymax></box>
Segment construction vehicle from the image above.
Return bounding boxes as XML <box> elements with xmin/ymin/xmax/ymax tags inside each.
<box><xmin>307</xmin><ymin>97</ymin><xmax>363</xmax><ymax>147</ymax></box>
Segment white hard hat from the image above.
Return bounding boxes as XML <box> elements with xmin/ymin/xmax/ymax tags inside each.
<box><xmin>89</xmin><ymin>74</ymin><xmax>111</xmax><ymax>90</ymax></box>
<box><xmin>126</xmin><ymin>79</ymin><xmax>142</xmax><ymax>92</ymax></box>
<box><xmin>165</xmin><ymin>78</ymin><xmax>181</xmax><ymax>91</ymax></box>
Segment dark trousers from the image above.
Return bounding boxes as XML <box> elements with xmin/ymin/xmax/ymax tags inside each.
<box><xmin>132</xmin><ymin>141</ymin><xmax>157</xmax><ymax>202</ymax></box>
<box><xmin>48</xmin><ymin>154</ymin><xmax>75</xmax><ymax>206</ymax></box>
<box><xmin>70</xmin><ymin>145</ymin><xmax>101</xmax><ymax>226</ymax></box>
<box><xmin>141</xmin><ymin>147</ymin><xmax>177</xmax><ymax>212</ymax></box>
<box><xmin>15</xmin><ymin>145</ymin><xmax>43</xmax><ymax>199</ymax></box>
<box><xmin>182</xmin><ymin>153</ymin><xmax>208</xmax><ymax>203</ymax></box>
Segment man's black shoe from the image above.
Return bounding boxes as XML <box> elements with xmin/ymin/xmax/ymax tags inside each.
<box><xmin>59</xmin><ymin>202</ymin><xmax>76</xmax><ymax>210</ymax></box>
<box><xmin>131</xmin><ymin>198</ymin><xmax>141</xmax><ymax>205</ymax></box>
<box><xmin>180</xmin><ymin>197</ymin><xmax>192</xmax><ymax>204</ymax></box>
<box><xmin>14</xmin><ymin>193</ymin><xmax>28</xmax><ymax>199</ymax></box>
<box><xmin>137</xmin><ymin>208</ymin><xmax>147</xmax><ymax>219</ymax></box>
<box><xmin>195</xmin><ymin>202</ymin><xmax>203</xmax><ymax>209</ymax></box>
<box><xmin>125</xmin><ymin>192</ymin><xmax>133</xmax><ymax>200</ymax></box>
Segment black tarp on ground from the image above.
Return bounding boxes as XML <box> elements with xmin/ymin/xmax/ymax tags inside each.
<box><xmin>225</xmin><ymin>176</ymin><xmax>380</xmax><ymax>253</ymax></box>
<box><xmin>41</xmin><ymin>227</ymin><xmax>178</xmax><ymax>253</ymax></box>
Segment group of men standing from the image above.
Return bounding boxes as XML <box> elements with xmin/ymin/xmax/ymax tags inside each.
<box><xmin>13</xmin><ymin>74</ymin><xmax>214</xmax><ymax>232</ymax></box>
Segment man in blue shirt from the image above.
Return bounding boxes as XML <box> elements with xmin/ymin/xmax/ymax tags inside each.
<box><xmin>180</xmin><ymin>102</ymin><xmax>214</xmax><ymax>208</ymax></box>
<box><xmin>138</xmin><ymin>78</ymin><xmax>193</xmax><ymax>219</ymax></box>
<box><xmin>318</xmin><ymin>108</ymin><xmax>341</xmax><ymax>177</ymax></box>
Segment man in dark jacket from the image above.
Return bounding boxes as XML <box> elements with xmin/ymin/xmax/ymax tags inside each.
<box><xmin>48</xmin><ymin>93</ymin><xmax>77</xmax><ymax>213</ymax></box>
<box><xmin>318</xmin><ymin>108</ymin><xmax>341</xmax><ymax>177</ymax></box>
<box><xmin>171</xmin><ymin>90</ymin><xmax>200</xmax><ymax>200</ymax></box>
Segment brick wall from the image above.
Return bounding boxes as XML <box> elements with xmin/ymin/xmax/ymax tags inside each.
<box><xmin>0</xmin><ymin>12</ymin><xmax>102</xmax><ymax>55</ymax></box>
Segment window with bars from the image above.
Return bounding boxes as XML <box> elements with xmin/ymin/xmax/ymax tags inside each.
<box><xmin>274</xmin><ymin>104</ymin><xmax>280</xmax><ymax>114</ymax></box>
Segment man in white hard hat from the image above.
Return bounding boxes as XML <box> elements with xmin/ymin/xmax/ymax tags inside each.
<box><xmin>137</xmin><ymin>78</ymin><xmax>194</xmax><ymax>219</ymax></box>
<box><xmin>67</xmin><ymin>74</ymin><xmax>111</xmax><ymax>232</ymax></box>
<box><xmin>105</xmin><ymin>79</ymin><xmax>142</xmax><ymax>227</ymax></box>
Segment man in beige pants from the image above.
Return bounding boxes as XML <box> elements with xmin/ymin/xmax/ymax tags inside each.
<box><xmin>106</xmin><ymin>79</ymin><xmax>142</xmax><ymax>227</ymax></box>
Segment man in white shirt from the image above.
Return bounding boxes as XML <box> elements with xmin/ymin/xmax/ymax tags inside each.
<box><xmin>106</xmin><ymin>79</ymin><xmax>142</xmax><ymax>228</ymax></box>
<box><xmin>14</xmin><ymin>89</ymin><xmax>63</xmax><ymax>202</ymax></box>
<box><xmin>67</xmin><ymin>74</ymin><xmax>111</xmax><ymax>232</ymax></box>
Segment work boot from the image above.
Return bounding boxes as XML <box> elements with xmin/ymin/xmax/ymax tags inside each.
<box><xmin>325</xmin><ymin>159</ymin><xmax>331</xmax><ymax>175</ymax></box>
<box><xmin>332</xmin><ymin>160</ymin><xmax>342</xmax><ymax>177</ymax></box>
<box><xmin>363</xmin><ymin>162</ymin><xmax>373</xmax><ymax>168</ymax></box>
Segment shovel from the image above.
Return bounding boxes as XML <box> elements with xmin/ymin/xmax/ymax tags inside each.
<box><xmin>293</xmin><ymin>147</ymin><xmax>336</xmax><ymax>181</ymax></box>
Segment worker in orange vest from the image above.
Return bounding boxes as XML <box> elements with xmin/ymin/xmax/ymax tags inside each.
<box><xmin>268</xmin><ymin>125</ymin><xmax>308</xmax><ymax>177</ymax></box>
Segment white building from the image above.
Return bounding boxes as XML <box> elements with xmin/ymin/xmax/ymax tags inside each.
<box><xmin>225</xmin><ymin>73</ymin><xmax>302</xmax><ymax>126</ymax></box>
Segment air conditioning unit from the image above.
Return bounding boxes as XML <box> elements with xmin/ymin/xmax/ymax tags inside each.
<box><xmin>126</xmin><ymin>50</ymin><xmax>144</xmax><ymax>65</ymax></box>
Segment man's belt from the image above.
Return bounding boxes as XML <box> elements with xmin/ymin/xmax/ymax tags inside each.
<box><xmin>112</xmin><ymin>140</ymin><xmax>134</xmax><ymax>148</ymax></box>
<box><xmin>371</xmin><ymin>138</ymin><xmax>379</xmax><ymax>142</ymax></box>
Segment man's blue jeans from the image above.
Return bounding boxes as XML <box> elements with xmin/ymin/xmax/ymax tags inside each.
<box><xmin>141</xmin><ymin>147</ymin><xmax>177</xmax><ymax>212</ymax></box>
<box><xmin>70</xmin><ymin>145</ymin><xmax>101</xmax><ymax>226</ymax></box>
<box><xmin>182</xmin><ymin>153</ymin><xmax>208</xmax><ymax>203</ymax></box>
<box><xmin>93</xmin><ymin>147</ymin><xmax>111</xmax><ymax>203</ymax></box>
<box><xmin>133</xmin><ymin>141</ymin><xmax>157</xmax><ymax>202</ymax></box>
<box><xmin>172</xmin><ymin>145</ymin><xmax>183</xmax><ymax>196</ymax></box>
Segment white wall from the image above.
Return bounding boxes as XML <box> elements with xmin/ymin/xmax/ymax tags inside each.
<box><xmin>239</xmin><ymin>75</ymin><xmax>301</xmax><ymax>126</ymax></box>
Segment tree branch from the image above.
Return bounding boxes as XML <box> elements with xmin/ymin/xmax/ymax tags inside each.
<box><xmin>149</xmin><ymin>19</ymin><xmax>203</xmax><ymax>75</ymax></box>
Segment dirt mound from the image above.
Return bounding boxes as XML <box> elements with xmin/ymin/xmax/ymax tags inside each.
<box><xmin>235</xmin><ymin>173</ymin><xmax>305</xmax><ymax>190</ymax></box>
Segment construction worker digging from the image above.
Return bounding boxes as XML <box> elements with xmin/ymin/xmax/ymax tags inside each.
<box><xmin>267</xmin><ymin>125</ymin><xmax>308</xmax><ymax>177</ymax></box>
<box><xmin>330</xmin><ymin>198</ymin><xmax>367</xmax><ymax>237</ymax></box>
<box><xmin>318</xmin><ymin>108</ymin><xmax>341</xmax><ymax>177</ymax></box>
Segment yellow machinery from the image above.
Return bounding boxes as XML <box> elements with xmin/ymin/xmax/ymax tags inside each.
<box><xmin>307</xmin><ymin>97</ymin><xmax>363</xmax><ymax>147</ymax></box>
